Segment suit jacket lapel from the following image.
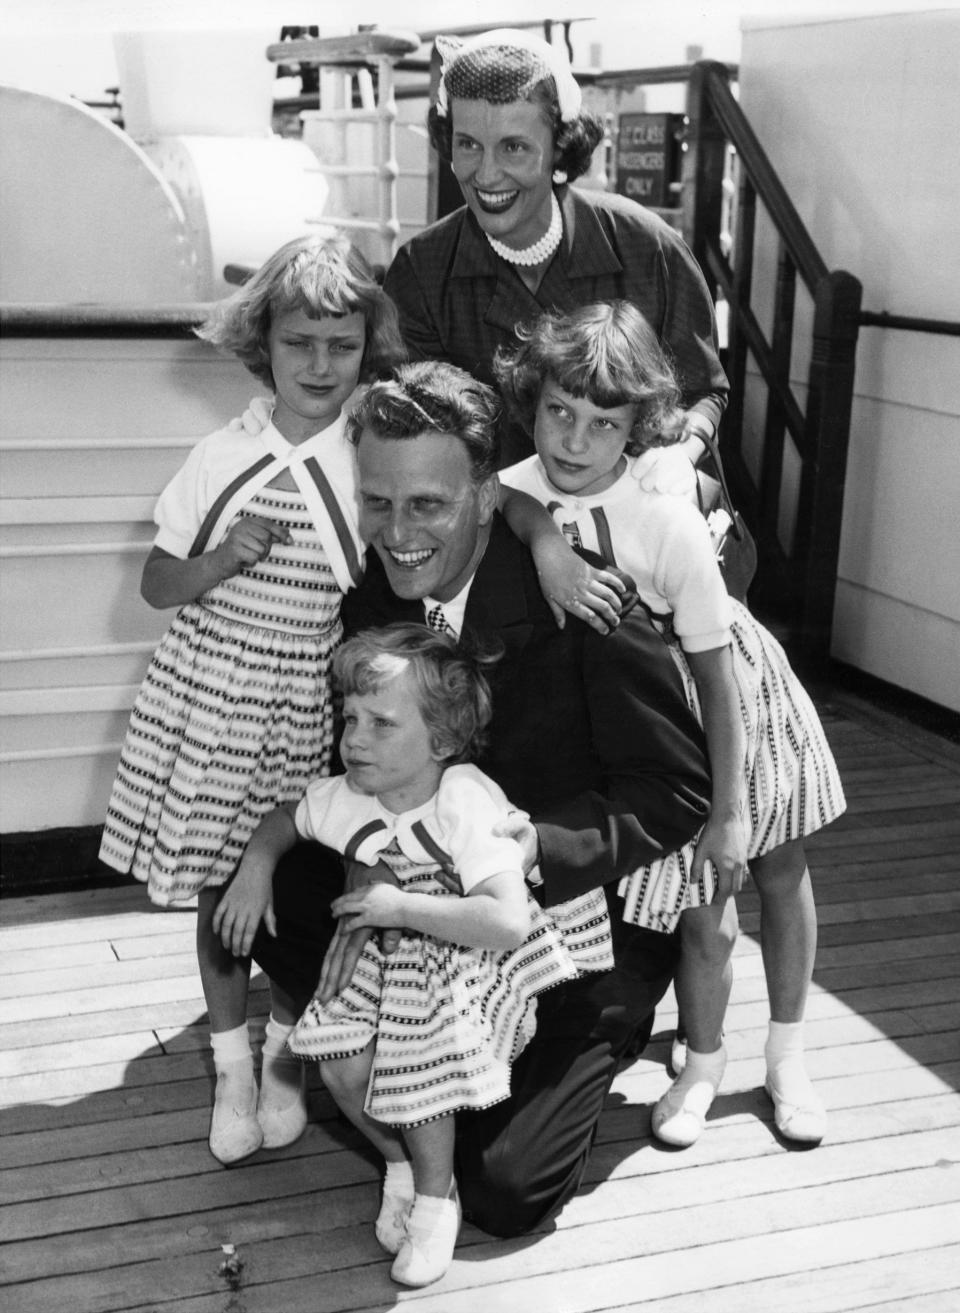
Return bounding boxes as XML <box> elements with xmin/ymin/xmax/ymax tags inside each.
<box><xmin>464</xmin><ymin>515</ymin><xmax>536</xmax><ymax>661</ymax></box>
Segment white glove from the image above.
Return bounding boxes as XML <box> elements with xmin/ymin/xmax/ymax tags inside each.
<box><xmin>226</xmin><ymin>395</ymin><xmax>273</xmax><ymax>436</ymax></box>
<box><xmin>635</xmin><ymin>445</ymin><xmax>698</xmax><ymax>497</ymax></box>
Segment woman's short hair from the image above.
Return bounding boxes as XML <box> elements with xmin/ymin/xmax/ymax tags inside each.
<box><xmin>334</xmin><ymin>623</ymin><xmax>497</xmax><ymax>764</ymax></box>
<box><xmin>427</xmin><ymin>42</ymin><xmax>603</xmax><ymax>182</ymax></box>
<box><xmin>347</xmin><ymin>360</ymin><xmax>502</xmax><ymax>481</ymax></box>
<box><xmin>494</xmin><ymin>301</ymin><xmax>685</xmax><ymax>454</ymax></box>
<box><xmin>196</xmin><ymin>232</ymin><xmax>405</xmax><ymax>390</ymax></box>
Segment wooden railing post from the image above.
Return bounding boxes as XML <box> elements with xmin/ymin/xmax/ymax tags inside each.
<box><xmin>794</xmin><ymin>269</ymin><xmax>863</xmax><ymax>667</ymax></box>
<box><xmin>682</xmin><ymin>60</ymin><xmax>730</xmax><ymax>298</ymax></box>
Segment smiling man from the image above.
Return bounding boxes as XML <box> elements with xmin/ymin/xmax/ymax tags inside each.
<box><xmin>253</xmin><ymin>359</ymin><xmax>712</xmax><ymax>1238</ymax></box>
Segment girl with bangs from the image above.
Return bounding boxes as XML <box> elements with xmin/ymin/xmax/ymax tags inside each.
<box><xmin>99</xmin><ymin>232</ymin><xmax>406</xmax><ymax>1166</ymax></box>
<box><xmin>497</xmin><ymin>301</ymin><xmax>845</xmax><ymax>1151</ymax></box>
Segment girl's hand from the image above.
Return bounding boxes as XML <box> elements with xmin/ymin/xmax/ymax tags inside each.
<box><xmin>692</xmin><ymin>814</ymin><xmax>749</xmax><ymax>901</ymax></box>
<box><xmin>215</xmin><ymin>516</ymin><xmax>291</xmax><ymax>578</ymax></box>
<box><xmin>213</xmin><ymin>861</ymin><xmax>277</xmax><ymax>958</ymax></box>
<box><xmin>330</xmin><ymin>881</ymin><xmax>407</xmax><ymax>931</ymax></box>
<box><xmin>226</xmin><ymin>396</ymin><xmax>273</xmax><ymax>436</ymax></box>
<box><xmin>533</xmin><ymin>534</ymin><xmax>625</xmax><ymax>634</ymax></box>
<box><xmin>316</xmin><ymin>859</ymin><xmax>402</xmax><ymax>1002</ymax></box>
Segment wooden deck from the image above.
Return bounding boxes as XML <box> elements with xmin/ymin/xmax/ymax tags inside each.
<box><xmin>2</xmin><ymin>688</ymin><xmax>959</xmax><ymax>1313</ymax></box>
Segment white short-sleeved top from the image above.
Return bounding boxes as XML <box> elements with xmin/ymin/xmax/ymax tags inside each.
<box><xmin>152</xmin><ymin>411</ymin><xmax>359</xmax><ymax>561</ymax></box>
<box><xmin>295</xmin><ymin>763</ymin><xmax>524</xmax><ymax>894</ymax></box>
<box><xmin>501</xmin><ymin>452</ymin><xmax>733</xmax><ymax>653</ymax></box>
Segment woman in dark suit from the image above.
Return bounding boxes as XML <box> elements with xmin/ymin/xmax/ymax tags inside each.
<box><xmin>384</xmin><ymin>27</ymin><xmax>728</xmax><ymax>467</ymax></box>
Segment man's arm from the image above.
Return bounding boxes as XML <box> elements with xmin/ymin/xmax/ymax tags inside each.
<box><xmin>534</xmin><ymin>614</ymin><xmax>712</xmax><ymax>906</ymax></box>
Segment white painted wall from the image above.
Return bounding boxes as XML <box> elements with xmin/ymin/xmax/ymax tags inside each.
<box><xmin>0</xmin><ymin>338</ymin><xmax>255</xmax><ymax>833</ymax></box>
<box><xmin>739</xmin><ymin>7</ymin><xmax>960</xmax><ymax>710</ymax></box>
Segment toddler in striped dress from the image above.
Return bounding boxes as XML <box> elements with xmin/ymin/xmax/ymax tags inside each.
<box><xmin>496</xmin><ymin>301</ymin><xmax>846</xmax><ymax>1152</ymax></box>
<box><xmin>226</xmin><ymin>623</ymin><xmax>613</xmax><ymax>1287</ymax></box>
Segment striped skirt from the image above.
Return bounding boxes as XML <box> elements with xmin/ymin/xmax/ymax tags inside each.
<box><xmin>619</xmin><ymin>600</ymin><xmax>846</xmax><ymax>932</ymax></box>
<box><xmin>290</xmin><ymin>847</ymin><xmax>611</xmax><ymax>1126</ymax></box>
<box><xmin>99</xmin><ymin>492</ymin><xmax>343</xmax><ymax>905</ymax></box>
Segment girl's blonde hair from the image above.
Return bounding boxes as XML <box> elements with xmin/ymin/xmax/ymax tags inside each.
<box><xmin>494</xmin><ymin>301</ymin><xmax>685</xmax><ymax>454</ymax></box>
<box><xmin>334</xmin><ymin>624</ymin><xmax>498</xmax><ymax>765</ymax></box>
<box><xmin>196</xmin><ymin>232</ymin><xmax>406</xmax><ymax>390</ymax></box>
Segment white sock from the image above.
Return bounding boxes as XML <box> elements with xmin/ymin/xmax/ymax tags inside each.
<box><xmin>260</xmin><ymin>1015</ymin><xmax>301</xmax><ymax>1105</ymax></box>
<box><xmin>383</xmin><ymin>1159</ymin><xmax>415</xmax><ymax>1198</ymax></box>
<box><xmin>210</xmin><ymin>1024</ymin><xmax>253</xmax><ymax>1071</ymax></box>
<box><xmin>210</xmin><ymin>1025</ymin><xmax>255</xmax><ymax>1110</ymax></box>
<box><xmin>765</xmin><ymin>1020</ymin><xmax>819</xmax><ymax>1103</ymax></box>
<box><xmin>409</xmin><ymin>1189</ymin><xmax>453</xmax><ymax>1231</ymax></box>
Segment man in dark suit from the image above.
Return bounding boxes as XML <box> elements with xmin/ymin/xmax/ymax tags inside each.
<box><xmin>254</xmin><ymin>360</ymin><xmax>711</xmax><ymax>1237</ymax></box>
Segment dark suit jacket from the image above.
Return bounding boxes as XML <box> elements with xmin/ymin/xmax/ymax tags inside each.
<box><xmin>383</xmin><ymin>185</ymin><xmax>729</xmax><ymax>466</ymax></box>
<box><xmin>342</xmin><ymin>514</ymin><xmax>711</xmax><ymax>907</ymax></box>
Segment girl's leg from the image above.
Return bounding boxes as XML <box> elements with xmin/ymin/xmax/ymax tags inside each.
<box><xmin>197</xmin><ymin>887</ymin><xmax>261</xmax><ymax>1164</ymax></box>
<box><xmin>652</xmin><ymin>896</ymin><xmax>738</xmax><ymax>1148</ymax></box>
<box><xmin>320</xmin><ymin>1048</ymin><xmax>415</xmax><ymax>1257</ymax></box>
<box><xmin>393</xmin><ymin>1115</ymin><xmax>461</xmax><ymax>1289</ymax></box>
<box><xmin>752</xmin><ymin>839</ymin><xmax>826</xmax><ymax>1142</ymax></box>
<box><xmin>257</xmin><ymin>991</ymin><xmax>308</xmax><ymax>1149</ymax></box>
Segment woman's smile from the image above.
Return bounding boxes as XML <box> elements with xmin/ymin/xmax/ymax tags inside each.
<box><xmin>450</xmin><ymin>98</ymin><xmax>558</xmax><ymax>251</ymax></box>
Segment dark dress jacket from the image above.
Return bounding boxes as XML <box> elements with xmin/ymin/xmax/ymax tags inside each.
<box><xmin>383</xmin><ymin>185</ymin><xmax>729</xmax><ymax>466</ymax></box>
<box><xmin>341</xmin><ymin>513</ymin><xmax>711</xmax><ymax>907</ymax></box>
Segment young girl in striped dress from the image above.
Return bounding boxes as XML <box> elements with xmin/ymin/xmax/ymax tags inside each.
<box><xmin>99</xmin><ymin>233</ymin><xmax>406</xmax><ymax>1166</ymax></box>
<box><xmin>495</xmin><ymin>301</ymin><xmax>846</xmax><ymax>1151</ymax></box>
<box><xmin>228</xmin><ymin>623</ymin><xmax>613</xmax><ymax>1287</ymax></box>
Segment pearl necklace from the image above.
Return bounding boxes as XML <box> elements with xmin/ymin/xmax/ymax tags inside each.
<box><xmin>485</xmin><ymin>193</ymin><xmax>562</xmax><ymax>267</ymax></box>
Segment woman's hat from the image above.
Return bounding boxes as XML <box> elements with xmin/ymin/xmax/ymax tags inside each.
<box><xmin>434</xmin><ymin>28</ymin><xmax>582</xmax><ymax>123</ymax></box>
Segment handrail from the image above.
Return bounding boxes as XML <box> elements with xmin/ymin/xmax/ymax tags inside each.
<box><xmin>685</xmin><ymin>60</ymin><xmax>862</xmax><ymax>669</ymax></box>
<box><xmin>699</xmin><ymin>64</ymin><xmax>827</xmax><ymax>294</ymax></box>
<box><xmin>859</xmin><ymin>311</ymin><xmax>960</xmax><ymax>336</ymax></box>
<box><xmin>1</xmin><ymin>303</ymin><xmax>211</xmax><ymax>336</ymax></box>
<box><xmin>588</xmin><ymin>61</ymin><xmax>738</xmax><ymax>88</ymax></box>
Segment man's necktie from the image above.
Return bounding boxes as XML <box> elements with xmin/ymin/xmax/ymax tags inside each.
<box><xmin>426</xmin><ymin>604</ymin><xmax>453</xmax><ymax>635</ymax></box>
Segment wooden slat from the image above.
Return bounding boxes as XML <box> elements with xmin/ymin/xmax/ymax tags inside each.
<box><xmin>0</xmin><ymin>689</ymin><xmax>958</xmax><ymax>1312</ymax></box>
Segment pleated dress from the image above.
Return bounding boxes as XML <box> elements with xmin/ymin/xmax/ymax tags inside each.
<box><xmin>500</xmin><ymin>453</ymin><xmax>846</xmax><ymax>934</ymax></box>
<box><xmin>289</xmin><ymin>768</ymin><xmax>614</xmax><ymax>1127</ymax></box>
<box><xmin>99</xmin><ymin>487</ymin><xmax>343</xmax><ymax>905</ymax></box>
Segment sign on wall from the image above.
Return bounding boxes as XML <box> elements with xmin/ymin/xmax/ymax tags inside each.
<box><xmin>615</xmin><ymin>112</ymin><xmax>683</xmax><ymax>208</ymax></box>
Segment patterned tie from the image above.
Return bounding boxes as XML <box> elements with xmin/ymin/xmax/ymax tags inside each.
<box><xmin>426</xmin><ymin>604</ymin><xmax>453</xmax><ymax>635</ymax></box>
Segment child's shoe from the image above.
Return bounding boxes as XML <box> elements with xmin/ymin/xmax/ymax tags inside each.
<box><xmin>390</xmin><ymin>1185</ymin><xmax>461</xmax><ymax>1288</ymax></box>
<box><xmin>376</xmin><ymin>1160</ymin><xmax>416</xmax><ymax>1255</ymax></box>
<box><xmin>651</xmin><ymin>1045</ymin><xmax>726</xmax><ymax>1147</ymax></box>
<box><xmin>209</xmin><ymin>1062</ymin><xmax>263</xmax><ymax>1164</ymax></box>
<box><xmin>765</xmin><ymin>1021</ymin><xmax>826</xmax><ymax>1144</ymax></box>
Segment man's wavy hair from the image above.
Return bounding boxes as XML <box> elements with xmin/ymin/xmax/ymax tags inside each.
<box><xmin>196</xmin><ymin>231</ymin><xmax>405</xmax><ymax>391</ymax></box>
<box><xmin>334</xmin><ymin>623</ymin><xmax>499</xmax><ymax>764</ymax></box>
<box><xmin>494</xmin><ymin>301</ymin><xmax>685</xmax><ymax>455</ymax></box>
<box><xmin>427</xmin><ymin>43</ymin><xmax>603</xmax><ymax>183</ymax></box>
<box><xmin>347</xmin><ymin>360</ymin><xmax>501</xmax><ymax>481</ymax></box>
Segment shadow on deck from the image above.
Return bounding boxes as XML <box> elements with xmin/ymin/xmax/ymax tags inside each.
<box><xmin>1</xmin><ymin>684</ymin><xmax>958</xmax><ymax>1312</ymax></box>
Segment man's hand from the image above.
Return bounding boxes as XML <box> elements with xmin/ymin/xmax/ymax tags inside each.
<box><xmin>691</xmin><ymin>816</ymin><xmax>748</xmax><ymax>901</ymax></box>
<box><xmin>315</xmin><ymin>858</ymin><xmax>402</xmax><ymax>1003</ymax></box>
<box><xmin>213</xmin><ymin>860</ymin><xmax>277</xmax><ymax>958</ymax></box>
